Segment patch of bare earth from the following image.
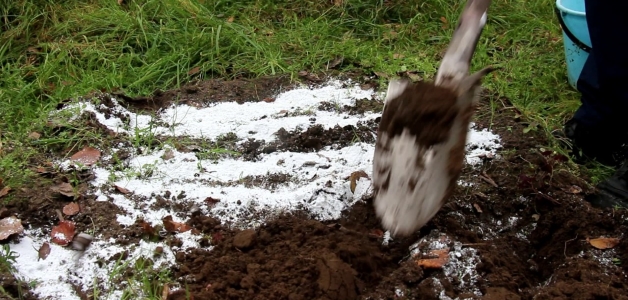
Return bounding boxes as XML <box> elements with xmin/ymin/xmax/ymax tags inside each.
<box><xmin>2</xmin><ymin>74</ymin><xmax>627</xmax><ymax>299</ymax></box>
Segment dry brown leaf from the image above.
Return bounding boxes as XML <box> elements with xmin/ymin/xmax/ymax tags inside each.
<box><xmin>28</xmin><ymin>132</ymin><xmax>41</xmax><ymax>140</ymax></box>
<box><xmin>38</xmin><ymin>242</ymin><xmax>51</xmax><ymax>261</ymax></box>
<box><xmin>0</xmin><ymin>186</ymin><xmax>10</xmax><ymax>198</ymax></box>
<box><xmin>564</xmin><ymin>185</ymin><xmax>583</xmax><ymax>194</ymax></box>
<box><xmin>416</xmin><ymin>249</ymin><xmax>449</xmax><ymax>269</ymax></box>
<box><xmin>327</xmin><ymin>56</ymin><xmax>344</xmax><ymax>70</ymax></box>
<box><xmin>204</xmin><ymin>197</ymin><xmax>220</xmax><ymax>207</ymax></box>
<box><xmin>0</xmin><ymin>216</ymin><xmax>24</xmax><ymax>240</ymax></box>
<box><xmin>138</xmin><ymin>220</ymin><xmax>157</xmax><ymax>237</ymax></box>
<box><xmin>117</xmin><ymin>0</ymin><xmax>124</xmax><ymax>4</ymax></box>
<box><xmin>373</xmin><ymin>71</ymin><xmax>389</xmax><ymax>79</ymax></box>
<box><xmin>262</xmin><ymin>97</ymin><xmax>275</xmax><ymax>103</ymax></box>
<box><xmin>226</xmin><ymin>16</ymin><xmax>235</xmax><ymax>23</ymax></box>
<box><xmin>333</xmin><ymin>0</ymin><xmax>343</xmax><ymax>6</ymax></box>
<box><xmin>440</xmin><ymin>16</ymin><xmax>448</xmax><ymax>24</ymax></box>
<box><xmin>162</xmin><ymin>283</ymin><xmax>170</xmax><ymax>300</ymax></box>
<box><xmin>51</xmin><ymin>220</ymin><xmax>76</xmax><ymax>246</ymax></box>
<box><xmin>473</xmin><ymin>203</ymin><xmax>483</xmax><ymax>213</ymax></box>
<box><xmin>114</xmin><ymin>185</ymin><xmax>131</xmax><ymax>194</ymax></box>
<box><xmin>70</xmin><ymin>146</ymin><xmax>101</xmax><ymax>166</ymax></box>
<box><xmin>188</xmin><ymin>66</ymin><xmax>200</xmax><ymax>75</ymax></box>
<box><xmin>393</xmin><ymin>53</ymin><xmax>404</xmax><ymax>59</ymax></box>
<box><xmin>587</xmin><ymin>237</ymin><xmax>620</xmax><ymax>250</ymax></box>
<box><xmin>162</xmin><ymin>149</ymin><xmax>175</xmax><ymax>161</ymax></box>
<box><xmin>349</xmin><ymin>170</ymin><xmax>369</xmax><ymax>193</ymax></box>
<box><xmin>52</xmin><ymin>182</ymin><xmax>75</xmax><ymax>197</ymax></box>
<box><xmin>63</xmin><ymin>202</ymin><xmax>80</xmax><ymax>216</ymax></box>
<box><xmin>163</xmin><ymin>215</ymin><xmax>192</xmax><ymax>233</ymax></box>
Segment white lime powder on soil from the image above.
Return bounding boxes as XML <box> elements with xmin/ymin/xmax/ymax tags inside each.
<box><xmin>10</xmin><ymin>79</ymin><xmax>502</xmax><ymax>299</ymax></box>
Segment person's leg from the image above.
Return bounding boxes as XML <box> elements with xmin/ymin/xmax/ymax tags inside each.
<box><xmin>564</xmin><ymin>0</ymin><xmax>628</xmax><ymax>167</ymax></box>
<box><xmin>572</xmin><ymin>0</ymin><xmax>628</xmax><ymax>207</ymax></box>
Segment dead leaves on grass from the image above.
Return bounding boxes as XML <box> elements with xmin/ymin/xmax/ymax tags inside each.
<box><xmin>587</xmin><ymin>237</ymin><xmax>620</xmax><ymax>250</ymax></box>
<box><xmin>69</xmin><ymin>146</ymin><xmax>101</xmax><ymax>166</ymax></box>
<box><xmin>0</xmin><ymin>186</ymin><xmax>10</xmax><ymax>198</ymax></box>
<box><xmin>0</xmin><ymin>216</ymin><xmax>24</xmax><ymax>240</ymax></box>
<box><xmin>52</xmin><ymin>182</ymin><xmax>75</xmax><ymax>197</ymax></box>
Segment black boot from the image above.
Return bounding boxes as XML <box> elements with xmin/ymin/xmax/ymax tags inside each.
<box><xmin>560</xmin><ymin>118</ymin><xmax>628</xmax><ymax>167</ymax></box>
<box><xmin>587</xmin><ymin>161</ymin><xmax>628</xmax><ymax>208</ymax></box>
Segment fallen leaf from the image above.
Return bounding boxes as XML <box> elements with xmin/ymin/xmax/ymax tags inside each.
<box><xmin>473</xmin><ymin>203</ymin><xmax>483</xmax><ymax>213</ymax></box>
<box><xmin>70</xmin><ymin>146</ymin><xmax>101</xmax><ymax>166</ymax></box>
<box><xmin>138</xmin><ymin>220</ymin><xmax>157</xmax><ymax>237</ymax></box>
<box><xmin>114</xmin><ymin>185</ymin><xmax>131</xmax><ymax>194</ymax></box>
<box><xmin>162</xmin><ymin>149</ymin><xmax>175</xmax><ymax>161</ymax></box>
<box><xmin>188</xmin><ymin>66</ymin><xmax>200</xmax><ymax>75</ymax></box>
<box><xmin>327</xmin><ymin>56</ymin><xmax>344</xmax><ymax>70</ymax></box>
<box><xmin>162</xmin><ymin>283</ymin><xmax>170</xmax><ymax>300</ymax></box>
<box><xmin>226</xmin><ymin>16</ymin><xmax>235</xmax><ymax>23</ymax></box>
<box><xmin>204</xmin><ymin>197</ymin><xmax>220</xmax><ymax>207</ymax></box>
<box><xmin>297</xmin><ymin>70</ymin><xmax>309</xmax><ymax>77</ymax></box>
<box><xmin>62</xmin><ymin>202</ymin><xmax>80</xmax><ymax>215</ymax></box>
<box><xmin>38</xmin><ymin>242</ymin><xmax>51</xmax><ymax>260</ymax></box>
<box><xmin>162</xmin><ymin>215</ymin><xmax>192</xmax><ymax>233</ymax></box>
<box><xmin>262</xmin><ymin>97</ymin><xmax>275</xmax><ymax>103</ymax></box>
<box><xmin>0</xmin><ymin>186</ymin><xmax>10</xmax><ymax>198</ymax></box>
<box><xmin>393</xmin><ymin>53</ymin><xmax>404</xmax><ymax>59</ymax></box>
<box><xmin>333</xmin><ymin>0</ymin><xmax>343</xmax><ymax>6</ymax></box>
<box><xmin>373</xmin><ymin>71</ymin><xmax>389</xmax><ymax>79</ymax></box>
<box><xmin>440</xmin><ymin>16</ymin><xmax>448</xmax><ymax>24</ymax></box>
<box><xmin>588</xmin><ymin>237</ymin><xmax>620</xmax><ymax>250</ymax></box>
<box><xmin>28</xmin><ymin>132</ymin><xmax>41</xmax><ymax>140</ymax></box>
<box><xmin>0</xmin><ymin>216</ymin><xmax>24</xmax><ymax>240</ymax></box>
<box><xmin>118</xmin><ymin>0</ymin><xmax>124</xmax><ymax>4</ymax></box>
<box><xmin>51</xmin><ymin>220</ymin><xmax>76</xmax><ymax>246</ymax></box>
<box><xmin>563</xmin><ymin>185</ymin><xmax>582</xmax><ymax>194</ymax></box>
<box><xmin>416</xmin><ymin>249</ymin><xmax>449</xmax><ymax>269</ymax></box>
<box><xmin>349</xmin><ymin>170</ymin><xmax>369</xmax><ymax>193</ymax></box>
<box><xmin>52</xmin><ymin>182</ymin><xmax>75</xmax><ymax>197</ymax></box>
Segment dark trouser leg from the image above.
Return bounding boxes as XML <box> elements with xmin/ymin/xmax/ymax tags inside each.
<box><xmin>566</xmin><ymin>0</ymin><xmax>628</xmax><ymax>166</ymax></box>
<box><xmin>578</xmin><ymin>1</ymin><xmax>628</xmax><ymax>206</ymax></box>
<box><xmin>575</xmin><ymin>0</ymin><xmax>628</xmax><ymax>127</ymax></box>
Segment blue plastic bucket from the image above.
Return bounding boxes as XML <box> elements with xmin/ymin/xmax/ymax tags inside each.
<box><xmin>555</xmin><ymin>0</ymin><xmax>591</xmax><ymax>89</ymax></box>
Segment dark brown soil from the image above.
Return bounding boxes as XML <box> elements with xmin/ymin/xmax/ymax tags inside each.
<box><xmin>2</xmin><ymin>75</ymin><xmax>627</xmax><ymax>300</ymax></box>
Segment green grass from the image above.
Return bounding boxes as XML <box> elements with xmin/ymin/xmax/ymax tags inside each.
<box><xmin>0</xmin><ymin>0</ymin><xmax>607</xmax><ymax>186</ymax></box>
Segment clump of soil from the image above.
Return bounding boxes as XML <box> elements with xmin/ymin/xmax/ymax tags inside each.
<box><xmin>168</xmin><ymin>207</ymin><xmax>418</xmax><ymax>300</ymax></box>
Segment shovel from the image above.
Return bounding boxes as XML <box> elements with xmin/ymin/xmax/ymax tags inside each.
<box><xmin>372</xmin><ymin>0</ymin><xmax>496</xmax><ymax>237</ymax></box>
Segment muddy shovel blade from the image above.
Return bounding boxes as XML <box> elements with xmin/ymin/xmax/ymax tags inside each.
<box><xmin>372</xmin><ymin>0</ymin><xmax>493</xmax><ymax>237</ymax></box>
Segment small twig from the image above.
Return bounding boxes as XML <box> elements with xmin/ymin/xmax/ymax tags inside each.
<box><xmin>564</xmin><ymin>234</ymin><xmax>578</xmax><ymax>258</ymax></box>
<box><xmin>479</xmin><ymin>171</ymin><xmax>498</xmax><ymax>188</ymax></box>
<box><xmin>55</xmin><ymin>209</ymin><xmax>64</xmax><ymax>222</ymax></box>
<box><xmin>536</xmin><ymin>192</ymin><xmax>560</xmax><ymax>205</ymax></box>
<box><xmin>474</xmin><ymin>192</ymin><xmax>488</xmax><ymax>200</ymax></box>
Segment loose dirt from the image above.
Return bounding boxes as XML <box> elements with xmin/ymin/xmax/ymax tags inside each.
<box><xmin>2</xmin><ymin>75</ymin><xmax>627</xmax><ymax>300</ymax></box>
